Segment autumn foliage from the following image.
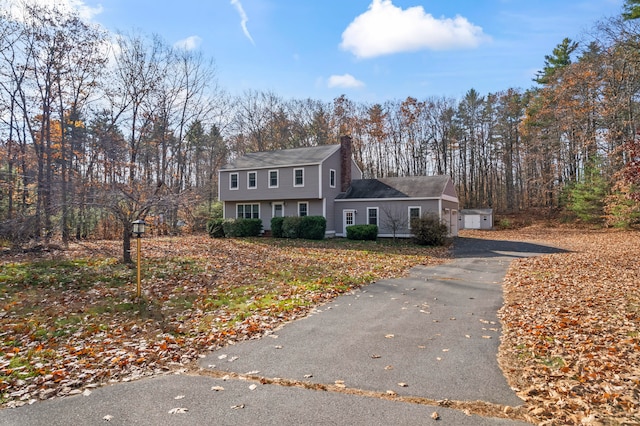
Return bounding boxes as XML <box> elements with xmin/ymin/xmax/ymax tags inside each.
<box><xmin>622</xmin><ymin>136</ymin><xmax>640</xmax><ymax>202</ymax></box>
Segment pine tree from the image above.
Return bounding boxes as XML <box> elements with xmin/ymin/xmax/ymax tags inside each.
<box><xmin>622</xmin><ymin>0</ymin><xmax>640</xmax><ymax>20</ymax></box>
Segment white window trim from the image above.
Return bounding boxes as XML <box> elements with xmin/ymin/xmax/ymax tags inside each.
<box><xmin>408</xmin><ymin>206</ymin><xmax>421</xmax><ymax>229</ymax></box>
<box><xmin>329</xmin><ymin>169</ymin><xmax>336</xmax><ymax>188</ymax></box>
<box><xmin>367</xmin><ymin>207</ymin><xmax>379</xmax><ymax>226</ymax></box>
<box><xmin>294</xmin><ymin>168</ymin><xmax>304</xmax><ymax>187</ymax></box>
<box><xmin>247</xmin><ymin>171</ymin><xmax>257</xmax><ymax>189</ymax></box>
<box><xmin>268</xmin><ymin>170</ymin><xmax>279</xmax><ymax>188</ymax></box>
<box><xmin>298</xmin><ymin>201</ymin><xmax>308</xmax><ymax>217</ymax></box>
<box><xmin>230</xmin><ymin>172</ymin><xmax>239</xmax><ymax>190</ymax></box>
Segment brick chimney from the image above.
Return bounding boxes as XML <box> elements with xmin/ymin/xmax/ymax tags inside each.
<box><xmin>340</xmin><ymin>135</ymin><xmax>352</xmax><ymax>192</ymax></box>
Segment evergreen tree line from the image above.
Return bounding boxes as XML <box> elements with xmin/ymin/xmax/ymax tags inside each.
<box><xmin>2</xmin><ymin>3</ymin><xmax>640</xmax><ymax>253</ymax></box>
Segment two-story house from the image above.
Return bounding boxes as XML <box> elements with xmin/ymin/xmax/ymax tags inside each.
<box><xmin>218</xmin><ymin>136</ymin><xmax>362</xmax><ymax>237</ymax></box>
<box><xmin>218</xmin><ymin>136</ymin><xmax>459</xmax><ymax>238</ymax></box>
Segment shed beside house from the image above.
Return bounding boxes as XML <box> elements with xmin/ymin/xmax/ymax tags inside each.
<box><xmin>459</xmin><ymin>209</ymin><xmax>493</xmax><ymax>230</ymax></box>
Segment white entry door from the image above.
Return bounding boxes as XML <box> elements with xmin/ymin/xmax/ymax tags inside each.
<box><xmin>343</xmin><ymin>209</ymin><xmax>355</xmax><ymax>236</ymax></box>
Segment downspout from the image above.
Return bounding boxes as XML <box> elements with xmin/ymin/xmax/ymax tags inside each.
<box><xmin>318</xmin><ymin>163</ymin><xmax>323</xmax><ymax>199</ymax></box>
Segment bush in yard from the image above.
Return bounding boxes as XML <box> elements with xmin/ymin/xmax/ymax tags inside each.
<box><xmin>0</xmin><ymin>215</ymin><xmax>38</xmax><ymax>250</ymax></box>
<box><xmin>193</xmin><ymin>202</ymin><xmax>223</xmax><ymax>232</ymax></box>
<box><xmin>282</xmin><ymin>216</ymin><xmax>302</xmax><ymax>238</ymax></box>
<box><xmin>222</xmin><ymin>218</ymin><xmax>263</xmax><ymax>237</ymax></box>
<box><xmin>271</xmin><ymin>217</ymin><xmax>285</xmax><ymax>238</ymax></box>
<box><xmin>496</xmin><ymin>218</ymin><xmax>513</xmax><ymax>230</ymax></box>
<box><xmin>206</xmin><ymin>218</ymin><xmax>226</xmax><ymax>238</ymax></box>
<box><xmin>300</xmin><ymin>216</ymin><xmax>326</xmax><ymax>240</ymax></box>
<box><xmin>411</xmin><ymin>213</ymin><xmax>448</xmax><ymax>246</ymax></box>
<box><xmin>346</xmin><ymin>224</ymin><xmax>378</xmax><ymax>241</ymax></box>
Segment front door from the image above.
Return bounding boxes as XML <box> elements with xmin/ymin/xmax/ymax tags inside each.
<box><xmin>273</xmin><ymin>203</ymin><xmax>284</xmax><ymax>218</ymax></box>
<box><xmin>343</xmin><ymin>209</ymin><xmax>355</xmax><ymax>236</ymax></box>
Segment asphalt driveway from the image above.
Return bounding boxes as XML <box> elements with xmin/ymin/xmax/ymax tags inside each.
<box><xmin>0</xmin><ymin>237</ymin><xmax>564</xmax><ymax>425</ymax></box>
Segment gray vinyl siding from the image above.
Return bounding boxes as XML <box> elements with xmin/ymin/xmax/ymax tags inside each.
<box><xmin>223</xmin><ymin>199</ymin><xmax>325</xmax><ymax>231</ymax></box>
<box><xmin>442</xmin><ymin>178</ymin><xmax>458</xmax><ymax>200</ymax></box>
<box><xmin>218</xmin><ymin>148</ymin><xmax>362</xmax><ymax>237</ymax></box>
<box><xmin>320</xmin><ymin>152</ymin><xmax>362</xmax><ymax>235</ymax></box>
<box><xmin>334</xmin><ymin>199</ymin><xmax>442</xmax><ymax>237</ymax></box>
<box><xmin>219</xmin><ymin>165</ymin><xmax>321</xmax><ymax>201</ymax></box>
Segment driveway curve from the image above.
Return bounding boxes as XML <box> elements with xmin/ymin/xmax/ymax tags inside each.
<box><xmin>0</xmin><ymin>237</ymin><xmax>563</xmax><ymax>425</ymax></box>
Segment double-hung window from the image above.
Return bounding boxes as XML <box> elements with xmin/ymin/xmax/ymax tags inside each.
<box><xmin>298</xmin><ymin>202</ymin><xmax>308</xmax><ymax>217</ymax></box>
<box><xmin>294</xmin><ymin>168</ymin><xmax>304</xmax><ymax>187</ymax></box>
<box><xmin>367</xmin><ymin>207</ymin><xmax>378</xmax><ymax>226</ymax></box>
<box><xmin>237</xmin><ymin>203</ymin><xmax>260</xmax><ymax>219</ymax></box>
<box><xmin>408</xmin><ymin>206</ymin><xmax>421</xmax><ymax>228</ymax></box>
<box><xmin>230</xmin><ymin>173</ymin><xmax>239</xmax><ymax>190</ymax></box>
<box><xmin>269</xmin><ymin>170</ymin><xmax>279</xmax><ymax>188</ymax></box>
<box><xmin>247</xmin><ymin>171</ymin><xmax>257</xmax><ymax>189</ymax></box>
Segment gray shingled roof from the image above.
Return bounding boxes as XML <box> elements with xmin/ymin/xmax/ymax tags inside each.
<box><xmin>221</xmin><ymin>144</ymin><xmax>340</xmax><ymax>170</ymax></box>
<box><xmin>337</xmin><ymin>176</ymin><xmax>451</xmax><ymax>199</ymax></box>
<box><xmin>460</xmin><ymin>209</ymin><xmax>493</xmax><ymax>215</ymax></box>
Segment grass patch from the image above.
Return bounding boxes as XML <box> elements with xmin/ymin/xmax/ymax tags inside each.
<box><xmin>0</xmin><ymin>258</ymin><xmax>127</xmax><ymax>289</ymax></box>
<box><xmin>540</xmin><ymin>356</ymin><xmax>566</xmax><ymax>369</ymax></box>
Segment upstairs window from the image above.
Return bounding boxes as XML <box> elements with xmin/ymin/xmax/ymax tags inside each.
<box><xmin>294</xmin><ymin>168</ymin><xmax>304</xmax><ymax>187</ymax></box>
<box><xmin>329</xmin><ymin>169</ymin><xmax>336</xmax><ymax>188</ymax></box>
<box><xmin>269</xmin><ymin>170</ymin><xmax>279</xmax><ymax>188</ymax></box>
<box><xmin>247</xmin><ymin>171</ymin><xmax>257</xmax><ymax>189</ymax></box>
<box><xmin>230</xmin><ymin>173</ymin><xmax>239</xmax><ymax>190</ymax></box>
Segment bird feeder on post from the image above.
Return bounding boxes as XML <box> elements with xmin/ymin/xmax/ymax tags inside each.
<box><xmin>132</xmin><ymin>219</ymin><xmax>146</xmax><ymax>299</ymax></box>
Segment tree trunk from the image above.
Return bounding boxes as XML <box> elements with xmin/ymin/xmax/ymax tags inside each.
<box><xmin>122</xmin><ymin>220</ymin><xmax>132</xmax><ymax>264</ymax></box>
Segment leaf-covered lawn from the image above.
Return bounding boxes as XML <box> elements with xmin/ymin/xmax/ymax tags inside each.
<box><xmin>0</xmin><ymin>236</ymin><xmax>447</xmax><ymax>408</ymax></box>
<box><xmin>2</xmin><ymin>229</ymin><xmax>638</xmax><ymax>424</ymax></box>
<box><xmin>470</xmin><ymin>226</ymin><xmax>640</xmax><ymax>425</ymax></box>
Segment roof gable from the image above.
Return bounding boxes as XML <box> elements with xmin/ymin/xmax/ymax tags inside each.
<box><xmin>221</xmin><ymin>144</ymin><xmax>340</xmax><ymax>170</ymax></box>
<box><xmin>337</xmin><ymin>175</ymin><xmax>453</xmax><ymax>199</ymax></box>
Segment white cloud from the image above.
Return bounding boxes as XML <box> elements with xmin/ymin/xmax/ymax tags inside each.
<box><xmin>64</xmin><ymin>0</ymin><xmax>103</xmax><ymax>21</ymax></box>
<box><xmin>230</xmin><ymin>0</ymin><xmax>255</xmax><ymax>45</ymax></box>
<box><xmin>327</xmin><ymin>74</ymin><xmax>365</xmax><ymax>89</ymax></box>
<box><xmin>2</xmin><ymin>0</ymin><xmax>103</xmax><ymax>21</ymax></box>
<box><xmin>340</xmin><ymin>0</ymin><xmax>488</xmax><ymax>59</ymax></box>
<box><xmin>174</xmin><ymin>36</ymin><xmax>202</xmax><ymax>51</ymax></box>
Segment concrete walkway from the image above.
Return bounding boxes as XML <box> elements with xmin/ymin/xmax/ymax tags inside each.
<box><xmin>0</xmin><ymin>237</ymin><xmax>563</xmax><ymax>425</ymax></box>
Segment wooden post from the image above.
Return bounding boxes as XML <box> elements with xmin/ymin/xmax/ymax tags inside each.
<box><xmin>136</xmin><ymin>236</ymin><xmax>141</xmax><ymax>298</ymax></box>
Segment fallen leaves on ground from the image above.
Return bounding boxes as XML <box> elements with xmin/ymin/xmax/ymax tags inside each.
<box><xmin>466</xmin><ymin>226</ymin><xmax>640</xmax><ymax>425</ymax></box>
<box><xmin>0</xmin><ymin>235</ymin><xmax>447</xmax><ymax>408</ymax></box>
<box><xmin>5</xmin><ymin>227</ymin><xmax>637</xmax><ymax>424</ymax></box>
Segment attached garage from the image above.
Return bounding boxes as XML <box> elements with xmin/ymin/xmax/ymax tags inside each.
<box><xmin>335</xmin><ymin>175</ymin><xmax>459</xmax><ymax>238</ymax></box>
<box><xmin>459</xmin><ymin>209</ymin><xmax>493</xmax><ymax>230</ymax></box>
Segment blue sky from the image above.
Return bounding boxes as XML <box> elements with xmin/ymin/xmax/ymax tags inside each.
<box><xmin>14</xmin><ymin>0</ymin><xmax>626</xmax><ymax>102</ymax></box>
